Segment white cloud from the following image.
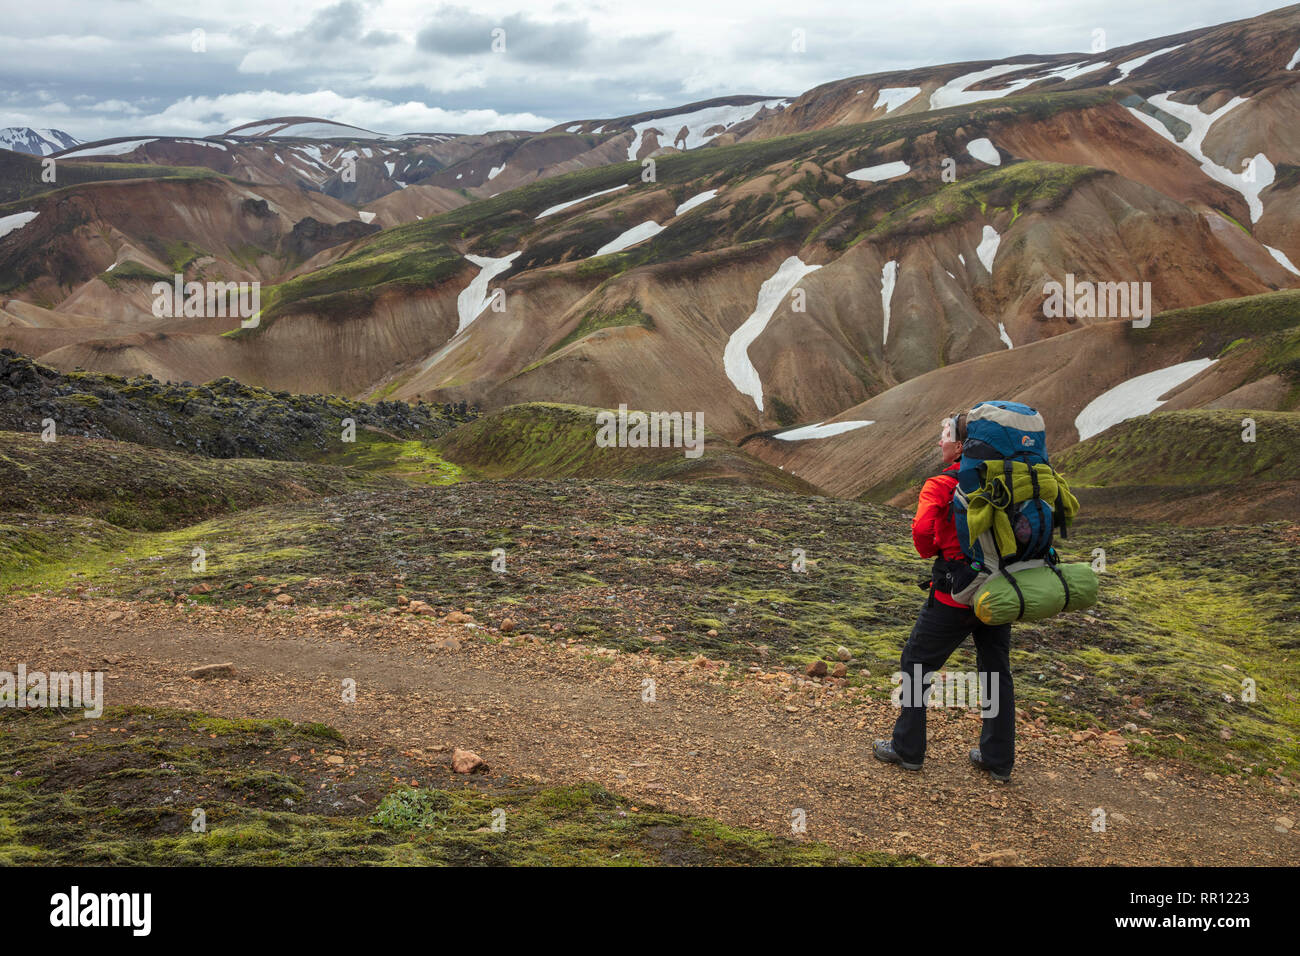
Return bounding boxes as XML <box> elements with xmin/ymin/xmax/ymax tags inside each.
<box><xmin>139</xmin><ymin>90</ymin><xmax>556</xmax><ymax>135</ymax></box>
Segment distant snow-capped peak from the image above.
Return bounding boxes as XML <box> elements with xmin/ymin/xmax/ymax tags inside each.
<box><xmin>0</xmin><ymin>127</ymin><xmax>82</xmax><ymax>156</ymax></box>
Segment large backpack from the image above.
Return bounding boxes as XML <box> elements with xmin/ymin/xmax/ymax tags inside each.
<box><xmin>949</xmin><ymin>401</ymin><xmax>1095</xmax><ymax>623</ymax></box>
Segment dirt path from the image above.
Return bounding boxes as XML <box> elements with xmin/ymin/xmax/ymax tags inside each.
<box><xmin>5</xmin><ymin>596</ymin><xmax>1296</xmax><ymax>866</ymax></box>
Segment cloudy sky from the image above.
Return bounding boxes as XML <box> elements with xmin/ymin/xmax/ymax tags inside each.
<box><xmin>0</xmin><ymin>0</ymin><xmax>1285</xmax><ymax>140</ymax></box>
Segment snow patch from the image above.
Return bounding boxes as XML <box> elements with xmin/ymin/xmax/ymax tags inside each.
<box><xmin>0</xmin><ymin>211</ymin><xmax>38</xmax><ymax>239</ymax></box>
<box><xmin>775</xmin><ymin>420</ymin><xmax>875</xmax><ymax>441</ymax></box>
<box><xmin>626</xmin><ymin>99</ymin><xmax>786</xmax><ymax>161</ymax></box>
<box><xmin>384</xmin><ymin>161</ymin><xmax>395</xmax><ymax>176</ymax></box>
<box><xmin>535</xmin><ymin>184</ymin><xmax>629</xmax><ymax>220</ymax></box>
<box><xmin>488</xmin><ymin>165</ymin><xmax>505</xmax><ymax>180</ymax></box>
<box><xmin>358</xmin><ymin>211</ymin><xmax>376</xmax><ymax>224</ymax></box>
<box><xmin>873</xmin><ymin>87</ymin><xmax>921</xmax><ymax>112</ymax></box>
<box><xmin>456</xmin><ymin>252</ymin><xmax>521</xmax><ymax>334</ymax></box>
<box><xmin>1143</xmin><ymin>93</ymin><xmax>1272</xmax><ymax>222</ymax></box>
<box><xmin>59</xmin><ymin>138</ymin><xmax>156</xmax><ymax>157</ymax></box>
<box><xmin>1289</xmin><ymin>46</ymin><xmax>1300</xmax><ymax>70</ymax></box>
<box><xmin>976</xmin><ymin>225</ymin><xmax>1001</xmax><ymax>273</ymax></box>
<box><xmin>880</xmin><ymin>260</ymin><xmax>898</xmax><ymax>345</ymax></box>
<box><xmin>847</xmin><ymin>160</ymin><xmax>910</xmax><ymax>182</ymax></box>
<box><xmin>966</xmin><ymin>138</ymin><xmax>1001</xmax><ymax>166</ymax></box>
<box><xmin>1109</xmin><ymin>45</ymin><xmax>1184</xmax><ymax>85</ymax></box>
<box><xmin>1035</xmin><ymin>61</ymin><xmax>1109</xmax><ymax>84</ymax></box>
<box><xmin>998</xmin><ymin>322</ymin><xmax>1014</xmax><ymax>349</ymax></box>
<box><xmin>1074</xmin><ymin>359</ymin><xmax>1217</xmax><ymax>441</ymax></box>
<box><xmin>1266</xmin><ymin>245</ymin><xmax>1300</xmax><ymax>277</ymax></box>
<box><xmin>724</xmin><ymin>256</ymin><xmax>821</xmax><ymax>411</ymax></box>
<box><xmin>594</xmin><ymin>220</ymin><xmax>664</xmax><ymax>256</ymax></box>
<box><xmin>930</xmin><ymin>63</ymin><xmax>1046</xmax><ymax>110</ymax></box>
<box><xmin>675</xmin><ymin>189</ymin><xmax>718</xmax><ymax>216</ymax></box>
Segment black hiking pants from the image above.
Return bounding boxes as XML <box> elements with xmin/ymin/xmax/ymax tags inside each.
<box><xmin>890</xmin><ymin>595</ymin><xmax>1015</xmax><ymax>774</ymax></box>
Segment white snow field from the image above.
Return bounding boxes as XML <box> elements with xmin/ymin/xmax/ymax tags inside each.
<box><xmin>675</xmin><ymin>189</ymin><xmax>718</xmax><ymax>215</ymax></box>
<box><xmin>1266</xmin><ymin>245</ymin><xmax>1300</xmax><ymax>277</ymax></box>
<box><xmin>976</xmin><ymin>225</ymin><xmax>1001</xmax><ymax>273</ymax></box>
<box><xmin>1109</xmin><ymin>45</ymin><xmax>1184</xmax><ymax>85</ymax></box>
<box><xmin>998</xmin><ymin>322</ymin><xmax>1014</xmax><ymax>349</ymax></box>
<box><xmin>228</xmin><ymin>120</ymin><xmax>384</xmax><ymax>139</ymax></box>
<box><xmin>1290</xmin><ymin>45</ymin><xmax>1300</xmax><ymax>70</ymax></box>
<box><xmin>0</xmin><ymin>211</ymin><xmax>38</xmax><ymax>239</ymax></box>
<box><xmin>724</xmin><ymin>256</ymin><xmax>822</xmax><ymax>411</ymax></box>
<box><xmin>775</xmin><ymin>420</ymin><xmax>875</xmax><ymax>441</ymax></box>
<box><xmin>594</xmin><ymin>221</ymin><xmax>664</xmax><ymax>256</ymax></box>
<box><xmin>1035</xmin><ymin>61</ymin><xmax>1110</xmax><ymax>83</ymax></box>
<box><xmin>488</xmin><ymin>165</ymin><xmax>505</xmax><ymax>180</ymax></box>
<box><xmin>357</xmin><ymin>211</ymin><xmax>376</xmax><ymax>224</ymax></box>
<box><xmin>873</xmin><ymin>87</ymin><xmax>922</xmax><ymax>112</ymax></box>
<box><xmin>880</xmin><ymin>260</ymin><xmax>898</xmax><ymax>345</ymax></box>
<box><xmin>456</xmin><ymin>252</ymin><xmax>521</xmax><ymax>334</ymax></box>
<box><xmin>929</xmin><ymin>63</ymin><xmax>1045</xmax><ymax>110</ymax></box>
<box><xmin>625</xmin><ymin>99</ymin><xmax>787</xmax><ymax>161</ymax></box>
<box><xmin>535</xmin><ymin>184</ymin><xmax>629</xmax><ymax>220</ymax></box>
<box><xmin>1074</xmin><ymin>359</ymin><xmax>1217</xmax><ymax>441</ymax></box>
<box><xmin>966</xmin><ymin>138</ymin><xmax>1001</xmax><ymax>166</ymax></box>
<box><xmin>1136</xmin><ymin>93</ymin><xmax>1273</xmax><ymax>222</ymax></box>
<box><xmin>59</xmin><ymin>138</ymin><xmax>157</xmax><ymax>158</ymax></box>
<box><xmin>847</xmin><ymin>161</ymin><xmax>911</xmax><ymax>182</ymax></box>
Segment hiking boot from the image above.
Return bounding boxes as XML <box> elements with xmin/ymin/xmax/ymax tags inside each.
<box><xmin>873</xmin><ymin>739</ymin><xmax>922</xmax><ymax>771</ymax></box>
<box><xmin>969</xmin><ymin>747</ymin><xmax>1011</xmax><ymax>782</ymax></box>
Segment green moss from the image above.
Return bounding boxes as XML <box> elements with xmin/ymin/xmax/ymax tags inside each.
<box><xmin>100</xmin><ymin>260</ymin><xmax>172</xmax><ymax>290</ymax></box>
<box><xmin>862</xmin><ymin>160</ymin><xmax>1104</xmax><ymax>244</ymax></box>
<box><xmin>1055</xmin><ymin>410</ymin><xmax>1300</xmax><ymax>486</ymax></box>
<box><xmin>544</xmin><ymin>303</ymin><xmax>655</xmax><ymax>358</ymax></box>
<box><xmin>0</xmin><ymin>707</ymin><xmax>921</xmax><ymax>866</ymax></box>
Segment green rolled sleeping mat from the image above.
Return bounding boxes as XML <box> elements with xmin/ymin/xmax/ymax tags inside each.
<box><xmin>972</xmin><ymin>562</ymin><xmax>1098</xmax><ymax>625</ymax></box>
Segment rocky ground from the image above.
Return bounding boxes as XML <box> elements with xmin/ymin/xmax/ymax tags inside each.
<box><xmin>1</xmin><ymin>596</ymin><xmax>1295</xmax><ymax>866</ymax></box>
<box><xmin>0</xmin><ymin>350</ymin><xmax>477</xmax><ymax>459</ymax></box>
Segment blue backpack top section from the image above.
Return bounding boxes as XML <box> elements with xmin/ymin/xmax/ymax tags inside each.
<box><xmin>957</xmin><ymin>400</ymin><xmax>1049</xmax><ymax>484</ymax></box>
<box><xmin>953</xmin><ymin>401</ymin><xmax>1052</xmax><ymax>566</ymax></box>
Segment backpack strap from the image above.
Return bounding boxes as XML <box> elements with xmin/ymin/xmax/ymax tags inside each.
<box><xmin>1004</xmin><ymin>567</ymin><xmax>1027</xmax><ymax>621</ymax></box>
<box><xmin>1050</xmin><ymin>563</ymin><xmax>1072</xmax><ymax>611</ymax></box>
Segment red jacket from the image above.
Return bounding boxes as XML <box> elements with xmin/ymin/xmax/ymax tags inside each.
<box><xmin>912</xmin><ymin>461</ymin><xmax>967</xmax><ymax>607</ymax></box>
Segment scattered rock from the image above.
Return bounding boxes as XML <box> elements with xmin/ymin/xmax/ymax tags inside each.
<box><xmin>275</xmin><ymin>593</ymin><xmax>295</xmax><ymax>605</ymax></box>
<box><xmin>499</xmin><ymin>618</ymin><xmax>516</xmax><ymax>633</ymax></box>
<box><xmin>188</xmin><ymin>583</ymin><xmax>211</xmax><ymax>595</ymax></box>
<box><xmin>976</xmin><ymin>848</ymin><xmax>1020</xmax><ymax>866</ymax></box>
<box><xmin>105</xmin><ymin>611</ymin><xmax>124</xmax><ymax>623</ymax></box>
<box><xmin>806</xmin><ymin>660</ymin><xmax>827</xmax><ymax>678</ymax></box>
<box><xmin>451</xmin><ymin>748</ymin><xmax>487</xmax><ymax>774</ymax></box>
<box><xmin>444</xmin><ymin>610</ymin><xmax>472</xmax><ymax>624</ymax></box>
<box><xmin>1275</xmin><ymin>816</ymin><xmax>1294</xmax><ymax>833</ymax></box>
<box><xmin>706</xmin><ymin>629</ymin><xmax>718</xmax><ymax>637</ymax></box>
<box><xmin>189</xmin><ymin>662</ymin><xmax>236</xmax><ymax>680</ymax></box>
<box><xmin>836</xmin><ymin>646</ymin><xmax>852</xmax><ymax>661</ymax></box>
<box><xmin>831</xmin><ymin>663</ymin><xmax>848</xmax><ymax>678</ymax></box>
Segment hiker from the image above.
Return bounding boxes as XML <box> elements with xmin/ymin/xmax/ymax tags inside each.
<box><xmin>873</xmin><ymin>412</ymin><xmax>1016</xmax><ymax>782</ymax></box>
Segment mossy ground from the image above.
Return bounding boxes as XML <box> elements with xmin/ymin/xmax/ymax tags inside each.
<box><xmin>1055</xmin><ymin>410</ymin><xmax>1300</xmax><ymax>486</ymax></box>
<box><xmin>433</xmin><ymin>402</ymin><xmax>814</xmax><ymax>493</ymax></box>
<box><xmin>0</xmin><ymin>707</ymin><xmax>919</xmax><ymax>866</ymax></box>
<box><xmin>0</xmin><ymin>430</ymin><xmax>382</xmax><ymax>530</ymax></box>
<box><xmin>4</xmin><ymin>478</ymin><xmax>1295</xmax><ymax>781</ymax></box>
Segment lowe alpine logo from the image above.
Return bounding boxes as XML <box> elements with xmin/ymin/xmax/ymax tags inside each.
<box><xmin>1021</xmin><ymin>435</ymin><xmax>1035</xmax><ymax>447</ymax></box>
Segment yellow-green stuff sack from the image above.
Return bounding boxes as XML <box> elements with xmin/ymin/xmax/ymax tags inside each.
<box><xmin>972</xmin><ymin>562</ymin><xmax>1099</xmax><ymax>625</ymax></box>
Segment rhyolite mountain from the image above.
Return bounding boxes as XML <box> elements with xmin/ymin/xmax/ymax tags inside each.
<box><xmin>3</xmin><ymin>4</ymin><xmax>1300</xmax><ymax>498</ymax></box>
